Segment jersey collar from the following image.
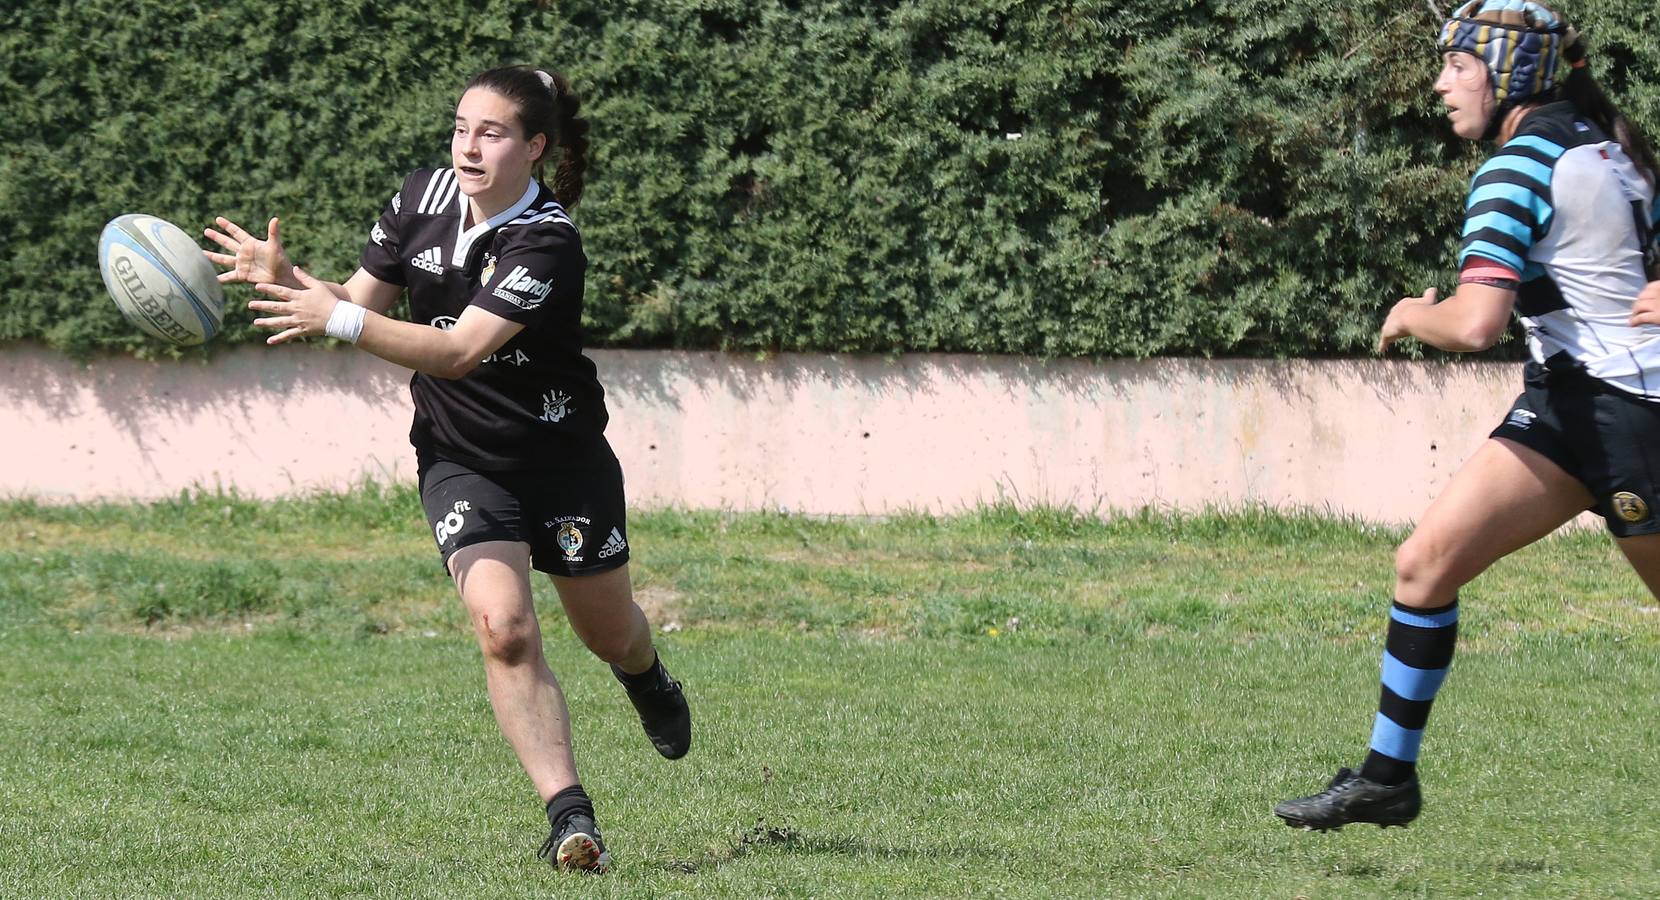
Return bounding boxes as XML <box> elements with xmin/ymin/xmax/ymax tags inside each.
<box><xmin>451</xmin><ymin>178</ymin><xmax>540</xmax><ymax>266</ymax></box>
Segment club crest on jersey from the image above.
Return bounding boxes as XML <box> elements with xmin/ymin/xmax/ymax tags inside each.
<box><xmin>540</xmin><ymin>389</ymin><xmax>574</xmax><ymax>423</ymax></box>
<box><xmin>411</xmin><ymin>246</ymin><xmax>444</xmax><ymax>275</ymax></box>
<box><xmin>492</xmin><ymin>265</ymin><xmax>554</xmax><ymax>309</ymax></box>
<box><xmin>481</xmin><ymin>252</ymin><xmax>498</xmax><ymax>286</ymax></box>
<box><xmin>1612</xmin><ymin>491</ymin><xmax>1650</xmax><ymax>523</ymax></box>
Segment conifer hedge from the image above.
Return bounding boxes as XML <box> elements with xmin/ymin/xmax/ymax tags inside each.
<box><xmin>2</xmin><ymin>0</ymin><xmax>1656</xmax><ymax>357</ymax></box>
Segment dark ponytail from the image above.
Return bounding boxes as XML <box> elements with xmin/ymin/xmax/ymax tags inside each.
<box><xmin>463</xmin><ymin>65</ymin><xmax>591</xmax><ymax>209</ymax></box>
<box><xmin>544</xmin><ymin>70</ymin><xmax>590</xmax><ymax>209</ymax></box>
<box><xmin>1561</xmin><ymin>34</ymin><xmax>1660</xmax><ymax>190</ymax></box>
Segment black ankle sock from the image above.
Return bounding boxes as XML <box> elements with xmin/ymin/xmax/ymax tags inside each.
<box><xmin>1360</xmin><ymin>750</ymin><xmax>1416</xmax><ymax>786</ymax></box>
<box><xmin>612</xmin><ymin>653</ymin><xmax>663</xmax><ymax>692</ymax></box>
<box><xmin>546</xmin><ymin>783</ymin><xmax>593</xmax><ymax>829</ymax></box>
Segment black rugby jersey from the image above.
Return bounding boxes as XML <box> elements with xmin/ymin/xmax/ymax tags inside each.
<box><xmin>359</xmin><ymin>167</ymin><xmax>609</xmax><ymax>469</ymax></box>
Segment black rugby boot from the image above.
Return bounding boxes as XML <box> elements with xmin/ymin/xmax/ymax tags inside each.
<box><xmin>613</xmin><ymin>659</ymin><xmax>691</xmax><ymax>760</ymax></box>
<box><xmin>1274</xmin><ymin>768</ymin><xmax>1421</xmax><ymax>831</ymax></box>
<box><xmin>539</xmin><ymin>811</ymin><xmax>610</xmax><ymax>873</ymax></box>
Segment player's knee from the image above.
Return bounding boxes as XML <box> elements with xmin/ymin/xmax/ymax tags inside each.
<box><xmin>1394</xmin><ymin>538</ymin><xmax>1447</xmax><ymax>591</ymax></box>
<box><xmin>475</xmin><ymin>611</ymin><xmax>541</xmax><ymax>666</ymax></box>
<box><xmin>1393</xmin><ymin>532</ymin><xmax>1455</xmax><ymax>606</ymax></box>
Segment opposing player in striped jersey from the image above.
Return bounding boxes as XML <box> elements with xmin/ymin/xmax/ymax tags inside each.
<box><xmin>204</xmin><ymin>66</ymin><xmax>691</xmax><ymax>873</ymax></box>
<box><xmin>1275</xmin><ymin>1</ymin><xmax>1660</xmax><ymax>831</ymax></box>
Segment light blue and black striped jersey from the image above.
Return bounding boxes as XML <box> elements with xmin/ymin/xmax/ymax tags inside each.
<box><xmin>1460</xmin><ymin>102</ymin><xmax>1659</xmax><ymax>397</ymax></box>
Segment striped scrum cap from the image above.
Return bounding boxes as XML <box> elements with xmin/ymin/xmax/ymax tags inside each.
<box><xmin>1438</xmin><ymin>0</ymin><xmax>1570</xmax><ymax>104</ymax></box>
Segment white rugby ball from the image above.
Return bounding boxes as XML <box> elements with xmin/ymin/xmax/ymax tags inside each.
<box><xmin>98</xmin><ymin>213</ymin><xmax>225</xmax><ymax>346</ymax></box>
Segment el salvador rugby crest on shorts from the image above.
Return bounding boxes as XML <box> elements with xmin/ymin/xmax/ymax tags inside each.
<box><xmin>1612</xmin><ymin>492</ymin><xmax>1650</xmax><ymax>523</ymax></box>
<box><xmin>358</xmin><ymin>167</ymin><xmax>613</xmax><ymax>470</ymax></box>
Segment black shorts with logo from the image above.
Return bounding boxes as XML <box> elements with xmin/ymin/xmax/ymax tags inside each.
<box><xmin>417</xmin><ymin>451</ymin><xmax>630</xmax><ymax>576</ymax></box>
<box><xmin>1490</xmin><ymin>362</ymin><xmax>1660</xmax><ymax>537</ymax></box>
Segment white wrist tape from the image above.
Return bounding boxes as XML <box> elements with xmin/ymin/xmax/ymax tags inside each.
<box><xmin>324</xmin><ymin>301</ymin><xmax>367</xmax><ymax>344</ymax></box>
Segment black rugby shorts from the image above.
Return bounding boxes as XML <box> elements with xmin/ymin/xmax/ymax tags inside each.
<box><xmin>417</xmin><ymin>453</ymin><xmax>631</xmax><ymax>576</ymax></box>
<box><xmin>1490</xmin><ymin>362</ymin><xmax>1660</xmax><ymax>538</ymax></box>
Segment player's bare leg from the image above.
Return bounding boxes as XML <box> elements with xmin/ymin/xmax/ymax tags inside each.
<box><xmin>451</xmin><ymin>541</ymin><xmax>578</xmax><ymax>800</ymax></box>
<box><xmin>554</xmin><ymin>564</ymin><xmax>692</xmax><ymax>760</ymax></box>
<box><xmin>1276</xmin><ymin>438</ymin><xmax>1590</xmax><ymax>830</ymax></box>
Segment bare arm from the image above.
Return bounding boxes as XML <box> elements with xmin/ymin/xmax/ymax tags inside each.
<box><xmin>205</xmin><ymin>217</ymin><xmax>399</xmax><ymax>313</ymax></box>
<box><xmin>1378</xmin><ymin>282</ymin><xmax>1517</xmax><ymax>354</ymax></box>
<box><xmin>251</xmin><ymin>266</ymin><xmax>522</xmax><ymax>379</ymax></box>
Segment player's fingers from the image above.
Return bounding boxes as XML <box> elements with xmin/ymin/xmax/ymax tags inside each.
<box><xmin>203</xmin><ymin>229</ymin><xmax>240</xmax><ymax>252</ymax></box>
<box><xmin>219</xmin><ymin>217</ymin><xmax>254</xmax><ymax>241</ymax></box>
<box><xmin>216</xmin><ymin>270</ymin><xmax>246</xmax><ymax>284</ymax></box>
<box><xmin>204</xmin><ymin>250</ymin><xmax>237</xmax><ymax>267</ymax></box>
<box><xmin>268</xmin><ymin>217</ymin><xmax>281</xmax><ymax>244</ymax></box>
<box><xmin>253</xmin><ymin>282</ymin><xmax>293</xmax><ymax>300</ymax></box>
<box><xmin>1424</xmin><ymin>287</ymin><xmax>1439</xmax><ymax>303</ymax></box>
<box><xmin>268</xmin><ymin>326</ymin><xmax>305</xmax><ymax>345</ymax></box>
<box><xmin>292</xmin><ymin>265</ymin><xmax>321</xmax><ymax>287</ymax></box>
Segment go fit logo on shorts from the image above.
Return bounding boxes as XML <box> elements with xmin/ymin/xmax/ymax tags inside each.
<box><xmin>435</xmin><ymin>499</ymin><xmax>472</xmax><ymax>544</ymax></box>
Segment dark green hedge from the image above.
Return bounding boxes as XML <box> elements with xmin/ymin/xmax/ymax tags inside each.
<box><xmin>4</xmin><ymin>1</ymin><xmax>1657</xmax><ymax>357</ymax></box>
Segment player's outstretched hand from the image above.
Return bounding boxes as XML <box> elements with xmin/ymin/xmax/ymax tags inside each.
<box><xmin>1378</xmin><ymin>287</ymin><xmax>1437</xmax><ymax>354</ymax></box>
<box><xmin>251</xmin><ymin>267</ymin><xmax>337</xmax><ymax>345</ymax></box>
<box><xmin>205</xmin><ymin>216</ymin><xmax>295</xmax><ymax>288</ymax></box>
<box><xmin>1629</xmin><ymin>281</ymin><xmax>1660</xmax><ymax>328</ymax></box>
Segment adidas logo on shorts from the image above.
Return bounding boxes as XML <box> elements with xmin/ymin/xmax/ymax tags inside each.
<box><xmin>598</xmin><ymin>527</ymin><xmax>627</xmax><ymax>559</ymax></box>
<box><xmin>410</xmin><ymin>246</ymin><xmax>444</xmax><ymax>275</ymax></box>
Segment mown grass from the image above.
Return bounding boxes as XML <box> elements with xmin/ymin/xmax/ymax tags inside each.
<box><xmin>2</xmin><ymin>488</ymin><xmax>1659</xmax><ymax>897</ymax></box>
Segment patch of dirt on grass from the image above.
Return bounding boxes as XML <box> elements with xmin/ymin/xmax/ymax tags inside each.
<box><xmin>634</xmin><ymin>583</ymin><xmax>685</xmax><ymax>623</ymax></box>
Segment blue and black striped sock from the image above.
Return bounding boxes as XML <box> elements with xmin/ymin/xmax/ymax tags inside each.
<box><xmin>1359</xmin><ymin>599</ymin><xmax>1459</xmax><ymax>786</ymax></box>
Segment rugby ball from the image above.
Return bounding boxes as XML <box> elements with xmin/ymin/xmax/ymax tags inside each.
<box><xmin>98</xmin><ymin>213</ymin><xmax>225</xmax><ymax>346</ymax></box>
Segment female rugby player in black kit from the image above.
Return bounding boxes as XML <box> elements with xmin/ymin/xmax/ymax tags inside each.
<box><xmin>204</xmin><ymin>65</ymin><xmax>689</xmax><ymax>873</ymax></box>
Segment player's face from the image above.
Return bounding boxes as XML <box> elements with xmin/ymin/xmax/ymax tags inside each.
<box><xmin>452</xmin><ymin>88</ymin><xmax>547</xmax><ymax>199</ymax></box>
<box><xmin>1434</xmin><ymin>52</ymin><xmax>1495</xmax><ymax>141</ymax></box>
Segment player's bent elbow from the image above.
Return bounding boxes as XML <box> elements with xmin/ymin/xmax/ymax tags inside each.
<box><xmin>428</xmin><ymin>334</ymin><xmax>489</xmax><ymax>380</ymax></box>
<box><xmin>433</xmin><ymin>356</ymin><xmax>481</xmax><ymax>380</ymax></box>
<box><xmin>1455</xmin><ymin>321</ymin><xmax>1505</xmax><ymax>352</ymax></box>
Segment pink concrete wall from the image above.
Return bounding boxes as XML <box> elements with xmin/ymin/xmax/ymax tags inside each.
<box><xmin>1</xmin><ymin>344</ymin><xmax>1526</xmax><ymax>522</ymax></box>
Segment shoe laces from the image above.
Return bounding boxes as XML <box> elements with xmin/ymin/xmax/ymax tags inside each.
<box><xmin>1311</xmin><ymin>768</ymin><xmax>1363</xmax><ymax>800</ymax></box>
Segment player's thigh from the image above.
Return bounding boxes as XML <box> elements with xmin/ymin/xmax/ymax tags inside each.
<box><xmin>549</xmin><ymin>564</ymin><xmax>649</xmax><ymax>652</ymax></box>
<box><xmin>449</xmin><ymin>540</ymin><xmax>538</xmax><ymax>632</ymax></box>
<box><xmin>1402</xmin><ymin>437</ymin><xmax>1591</xmax><ymax>586</ymax></box>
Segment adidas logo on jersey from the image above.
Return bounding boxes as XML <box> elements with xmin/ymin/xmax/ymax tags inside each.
<box><xmin>597</xmin><ymin>527</ymin><xmax>628</xmax><ymax>559</ymax></box>
<box><xmin>410</xmin><ymin>246</ymin><xmax>444</xmax><ymax>275</ymax></box>
<box><xmin>492</xmin><ymin>265</ymin><xmax>554</xmax><ymax>309</ymax></box>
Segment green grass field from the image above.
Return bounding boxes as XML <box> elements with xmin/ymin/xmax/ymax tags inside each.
<box><xmin>4</xmin><ymin>488</ymin><xmax>1660</xmax><ymax>897</ymax></box>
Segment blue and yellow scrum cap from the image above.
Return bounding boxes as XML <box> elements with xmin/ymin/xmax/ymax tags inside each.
<box><xmin>1438</xmin><ymin>0</ymin><xmax>1579</xmax><ymax>105</ymax></box>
